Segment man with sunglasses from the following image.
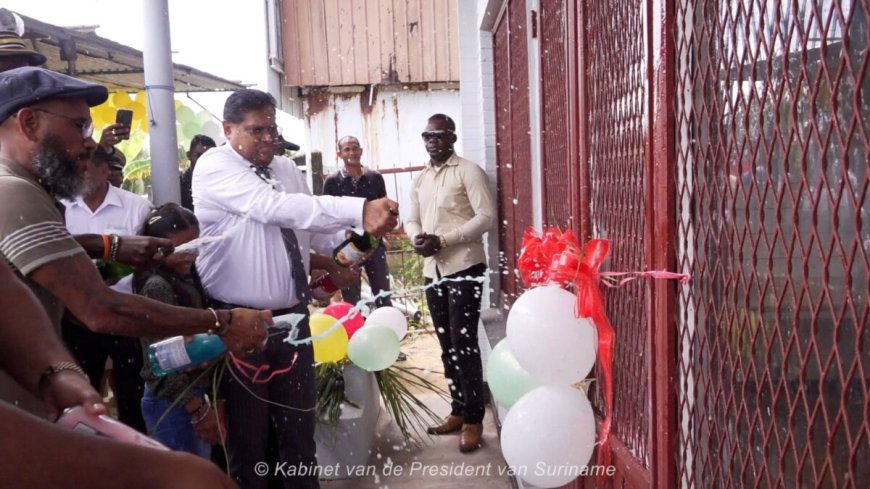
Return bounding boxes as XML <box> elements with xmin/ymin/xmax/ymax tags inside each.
<box><xmin>406</xmin><ymin>113</ymin><xmax>495</xmax><ymax>453</ymax></box>
<box><xmin>0</xmin><ymin>67</ymin><xmax>270</xmax><ymax>415</ymax></box>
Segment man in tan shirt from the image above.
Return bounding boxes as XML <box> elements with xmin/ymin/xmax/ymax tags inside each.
<box><xmin>405</xmin><ymin>113</ymin><xmax>495</xmax><ymax>453</ymax></box>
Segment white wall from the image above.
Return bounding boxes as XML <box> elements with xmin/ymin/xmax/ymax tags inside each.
<box><xmin>458</xmin><ymin>0</ymin><xmax>501</xmax><ymax>309</ymax></box>
<box><xmin>301</xmin><ymin>86</ymin><xmax>461</xmax><ymax>219</ymax></box>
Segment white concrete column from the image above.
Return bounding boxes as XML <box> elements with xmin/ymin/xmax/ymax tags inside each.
<box><xmin>142</xmin><ymin>0</ymin><xmax>180</xmax><ymax>205</ymax></box>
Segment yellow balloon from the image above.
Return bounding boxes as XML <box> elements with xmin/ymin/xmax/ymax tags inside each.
<box><xmin>309</xmin><ymin>313</ymin><xmax>349</xmax><ymax>363</ymax></box>
<box><xmin>90</xmin><ymin>103</ymin><xmax>114</xmax><ymax>130</ymax></box>
<box><xmin>111</xmin><ymin>91</ymin><xmax>132</xmax><ymax>108</ymax></box>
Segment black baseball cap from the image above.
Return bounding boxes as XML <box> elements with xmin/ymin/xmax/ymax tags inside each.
<box><xmin>0</xmin><ymin>66</ymin><xmax>108</xmax><ymax>123</ymax></box>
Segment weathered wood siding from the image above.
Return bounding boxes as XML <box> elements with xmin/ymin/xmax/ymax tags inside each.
<box><xmin>282</xmin><ymin>0</ymin><xmax>459</xmax><ymax>86</ymax></box>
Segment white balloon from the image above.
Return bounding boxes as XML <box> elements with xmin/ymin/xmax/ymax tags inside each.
<box><xmin>506</xmin><ymin>285</ymin><xmax>597</xmax><ymax>385</ymax></box>
<box><xmin>501</xmin><ymin>385</ymin><xmax>596</xmax><ymax>488</ymax></box>
<box><xmin>363</xmin><ymin>306</ymin><xmax>408</xmax><ymax>341</ymax></box>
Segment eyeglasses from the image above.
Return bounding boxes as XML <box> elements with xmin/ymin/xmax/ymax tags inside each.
<box><xmin>33</xmin><ymin>108</ymin><xmax>94</xmax><ymax>140</ymax></box>
<box><xmin>421</xmin><ymin>130</ymin><xmax>454</xmax><ymax>141</ymax></box>
<box><xmin>243</xmin><ymin>124</ymin><xmax>281</xmax><ymax>141</ymax></box>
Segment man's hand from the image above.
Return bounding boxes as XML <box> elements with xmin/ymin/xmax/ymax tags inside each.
<box><xmin>192</xmin><ymin>400</ymin><xmax>226</xmax><ymax>445</ymax></box>
<box><xmin>221</xmin><ymin>309</ymin><xmax>271</xmax><ymax>356</ymax></box>
<box><xmin>363</xmin><ymin>198</ymin><xmax>399</xmax><ymax>237</ymax></box>
<box><xmin>39</xmin><ymin>370</ymin><xmax>106</xmax><ymax>421</ymax></box>
<box><xmin>98</xmin><ymin>123</ymin><xmax>130</xmax><ymax>148</ymax></box>
<box><xmin>412</xmin><ymin>233</ymin><xmax>441</xmax><ymax>257</ymax></box>
<box><xmin>329</xmin><ymin>265</ymin><xmax>361</xmax><ymax>289</ymax></box>
<box><xmin>116</xmin><ymin>235</ymin><xmax>174</xmax><ymax>267</ymax></box>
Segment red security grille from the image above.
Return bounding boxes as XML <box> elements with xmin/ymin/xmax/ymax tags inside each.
<box><xmin>493</xmin><ymin>0</ymin><xmax>534</xmax><ymax>305</ymax></box>
<box><xmin>675</xmin><ymin>0</ymin><xmax>869</xmax><ymax>487</ymax></box>
<box><xmin>585</xmin><ymin>0</ymin><xmax>651</xmax><ymax>475</ymax></box>
<box><xmin>540</xmin><ymin>0</ymin><xmax>576</xmax><ymax>232</ymax></box>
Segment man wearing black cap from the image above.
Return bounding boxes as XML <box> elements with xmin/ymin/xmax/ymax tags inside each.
<box><xmin>0</xmin><ymin>66</ymin><xmax>271</xmax><ymax>414</ymax></box>
<box><xmin>180</xmin><ymin>134</ymin><xmax>216</xmax><ymax>211</ymax></box>
<box><xmin>107</xmin><ymin>150</ymin><xmax>126</xmax><ymax>187</ymax></box>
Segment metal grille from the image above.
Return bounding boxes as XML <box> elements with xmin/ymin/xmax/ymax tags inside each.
<box><xmin>585</xmin><ymin>0</ymin><xmax>651</xmax><ymax>471</ymax></box>
<box><xmin>675</xmin><ymin>0</ymin><xmax>869</xmax><ymax>487</ymax></box>
<box><xmin>540</xmin><ymin>0</ymin><xmax>574</xmax><ymax>231</ymax></box>
<box><xmin>493</xmin><ymin>0</ymin><xmax>534</xmax><ymax>305</ymax></box>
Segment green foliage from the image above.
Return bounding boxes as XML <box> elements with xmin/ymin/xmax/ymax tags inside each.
<box><xmin>315</xmin><ymin>360</ymin><xmax>449</xmax><ymax>445</ymax></box>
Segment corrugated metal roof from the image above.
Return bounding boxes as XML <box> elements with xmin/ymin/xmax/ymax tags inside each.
<box><xmin>18</xmin><ymin>13</ymin><xmax>244</xmax><ymax>92</ymax></box>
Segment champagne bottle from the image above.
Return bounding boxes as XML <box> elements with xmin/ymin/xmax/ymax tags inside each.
<box><xmin>333</xmin><ymin>231</ymin><xmax>379</xmax><ymax>267</ymax></box>
<box><xmin>147</xmin><ymin>334</ymin><xmax>226</xmax><ymax>377</ymax></box>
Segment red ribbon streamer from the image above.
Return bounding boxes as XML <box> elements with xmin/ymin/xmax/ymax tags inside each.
<box><xmin>229</xmin><ymin>352</ymin><xmax>298</xmax><ymax>384</ymax></box>
<box><xmin>517</xmin><ymin>228</ymin><xmax>690</xmax><ymax>476</ymax></box>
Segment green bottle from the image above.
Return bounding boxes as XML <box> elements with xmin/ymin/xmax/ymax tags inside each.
<box><xmin>333</xmin><ymin>232</ymin><xmax>379</xmax><ymax>267</ymax></box>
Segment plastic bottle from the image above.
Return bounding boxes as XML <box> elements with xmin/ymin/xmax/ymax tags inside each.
<box><xmin>147</xmin><ymin>333</ymin><xmax>226</xmax><ymax>377</ymax></box>
<box><xmin>310</xmin><ymin>273</ymin><xmax>340</xmax><ymax>300</ymax></box>
<box><xmin>333</xmin><ymin>232</ymin><xmax>379</xmax><ymax>267</ymax></box>
<box><xmin>56</xmin><ymin>406</ymin><xmax>169</xmax><ymax>450</ymax></box>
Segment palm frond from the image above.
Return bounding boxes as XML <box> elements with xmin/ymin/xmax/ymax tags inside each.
<box><xmin>375</xmin><ymin>364</ymin><xmax>450</xmax><ymax>444</ymax></box>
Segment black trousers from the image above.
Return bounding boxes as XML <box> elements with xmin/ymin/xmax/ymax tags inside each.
<box><xmin>424</xmin><ymin>263</ymin><xmax>487</xmax><ymax>424</ymax></box>
<box><xmin>218</xmin><ymin>302</ymin><xmax>319</xmax><ymax>489</ymax></box>
<box><xmin>61</xmin><ymin>318</ymin><xmax>146</xmax><ymax>433</ymax></box>
<box><xmin>340</xmin><ymin>244</ymin><xmax>392</xmax><ymax>308</ymax></box>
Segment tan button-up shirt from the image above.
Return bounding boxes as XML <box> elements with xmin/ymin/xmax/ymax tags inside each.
<box><xmin>405</xmin><ymin>153</ymin><xmax>495</xmax><ymax>279</ymax></box>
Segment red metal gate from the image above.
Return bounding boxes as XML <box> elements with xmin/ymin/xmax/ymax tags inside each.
<box><xmin>580</xmin><ymin>0</ymin><xmax>656</xmax><ymax>486</ymax></box>
<box><xmin>493</xmin><ymin>0</ymin><xmax>534</xmax><ymax>304</ymax></box>
<box><xmin>674</xmin><ymin>0</ymin><xmax>869</xmax><ymax>487</ymax></box>
<box><xmin>494</xmin><ymin>0</ymin><xmax>867</xmax><ymax>486</ymax></box>
<box><xmin>540</xmin><ymin>0</ymin><xmax>579</xmax><ymax>233</ymax></box>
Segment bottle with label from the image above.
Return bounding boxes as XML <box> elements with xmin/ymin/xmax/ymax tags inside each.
<box><xmin>57</xmin><ymin>406</ymin><xmax>169</xmax><ymax>451</ymax></box>
<box><xmin>333</xmin><ymin>232</ymin><xmax>379</xmax><ymax>267</ymax></box>
<box><xmin>310</xmin><ymin>273</ymin><xmax>340</xmax><ymax>300</ymax></box>
<box><xmin>147</xmin><ymin>333</ymin><xmax>226</xmax><ymax>377</ymax></box>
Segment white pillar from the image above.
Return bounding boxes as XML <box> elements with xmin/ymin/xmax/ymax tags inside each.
<box><xmin>142</xmin><ymin>0</ymin><xmax>180</xmax><ymax>205</ymax></box>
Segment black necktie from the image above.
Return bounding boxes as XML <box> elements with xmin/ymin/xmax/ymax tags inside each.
<box><xmin>252</xmin><ymin>165</ymin><xmax>310</xmax><ymax>302</ymax></box>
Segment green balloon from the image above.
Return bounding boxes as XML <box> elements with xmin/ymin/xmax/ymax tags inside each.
<box><xmin>347</xmin><ymin>325</ymin><xmax>399</xmax><ymax>372</ymax></box>
<box><xmin>486</xmin><ymin>339</ymin><xmax>544</xmax><ymax>408</ymax></box>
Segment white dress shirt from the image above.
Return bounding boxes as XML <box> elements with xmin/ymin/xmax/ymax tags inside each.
<box><xmin>62</xmin><ymin>183</ymin><xmax>154</xmax><ymax>293</ymax></box>
<box><xmin>192</xmin><ymin>145</ymin><xmax>363</xmax><ymax>309</ymax></box>
<box><xmin>62</xmin><ymin>183</ymin><xmax>153</xmax><ymax>237</ymax></box>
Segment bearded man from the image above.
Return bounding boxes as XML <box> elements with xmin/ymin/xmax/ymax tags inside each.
<box><xmin>0</xmin><ymin>67</ymin><xmax>270</xmax><ymax>415</ymax></box>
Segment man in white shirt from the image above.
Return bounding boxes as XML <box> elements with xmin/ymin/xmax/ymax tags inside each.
<box><xmin>405</xmin><ymin>113</ymin><xmax>495</xmax><ymax>453</ymax></box>
<box><xmin>192</xmin><ymin>89</ymin><xmax>398</xmax><ymax>489</ymax></box>
<box><xmin>60</xmin><ymin>146</ymin><xmax>153</xmax><ymax>433</ymax></box>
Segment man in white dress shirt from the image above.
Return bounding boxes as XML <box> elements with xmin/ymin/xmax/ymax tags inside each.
<box><xmin>192</xmin><ymin>89</ymin><xmax>398</xmax><ymax>489</ymax></box>
<box><xmin>60</xmin><ymin>146</ymin><xmax>153</xmax><ymax>433</ymax></box>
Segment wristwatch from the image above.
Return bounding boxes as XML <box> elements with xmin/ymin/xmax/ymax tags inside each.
<box><xmin>38</xmin><ymin>362</ymin><xmax>88</xmax><ymax>390</ymax></box>
<box><xmin>439</xmin><ymin>235</ymin><xmax>448</xmax><ymax>249</ymax></box>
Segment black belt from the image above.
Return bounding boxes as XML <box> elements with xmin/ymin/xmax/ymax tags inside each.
<box><xmin>209</xmin><ymin>299</ymin><xmax>307</xmax><ymax>317</ymax></box>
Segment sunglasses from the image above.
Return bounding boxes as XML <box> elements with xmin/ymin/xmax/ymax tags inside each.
<box><xmin>421</xmin><ymin>130</ymin><xmax>454</xmax><ymax>141</ymax></box>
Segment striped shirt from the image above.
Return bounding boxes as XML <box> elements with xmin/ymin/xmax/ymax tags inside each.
<box><xmin>0</xmin><ymin>158</ymin><xmax>85</xmax><ymax>324</ymax></box>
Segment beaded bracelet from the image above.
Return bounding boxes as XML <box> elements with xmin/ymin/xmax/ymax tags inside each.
<box><xmin>108</xmin><ymin>234</ymin><xmax>121</xmax><ymax>262</ymax></box>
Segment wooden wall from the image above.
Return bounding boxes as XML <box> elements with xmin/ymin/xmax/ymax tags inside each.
<box><xmin>281</xmin><ymin>0</ymin><xmax>460</xmax><ymax>87</ymax></box>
